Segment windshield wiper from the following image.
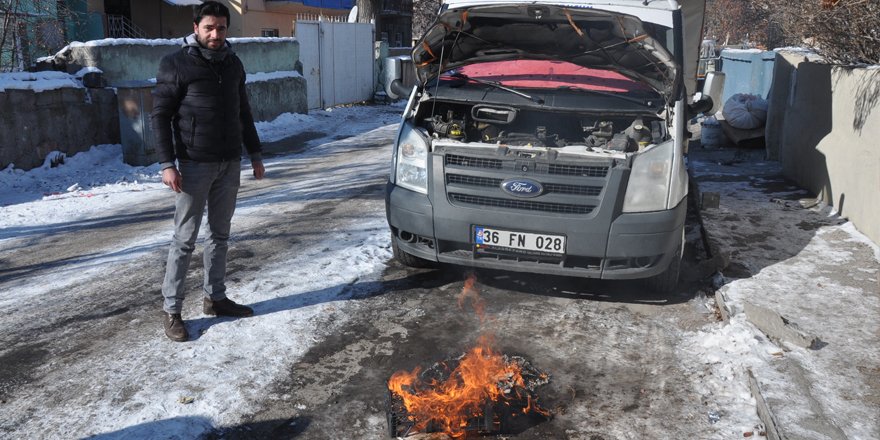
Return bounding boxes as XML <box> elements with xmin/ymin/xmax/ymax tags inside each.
<box><xmin>449</xmin><ymin>72</ymin><xmax>545</xmax><ymax>105</ymax></box>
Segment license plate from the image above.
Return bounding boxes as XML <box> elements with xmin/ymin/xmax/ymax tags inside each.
<box><xmin>474</xmin><ymin>226</ymin><xmax>566</xmax><ymax>255</ymax></box>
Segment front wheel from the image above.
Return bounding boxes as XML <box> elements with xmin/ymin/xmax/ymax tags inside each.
<box><xmin>391</xmin><ymin>233</ymin><xmax>435</xmax><ymax>268</ymax></box>
<box><xmin>644</xmin><ymin>232</ymin><xmax>684</xmax><ymax>294</ymax></box>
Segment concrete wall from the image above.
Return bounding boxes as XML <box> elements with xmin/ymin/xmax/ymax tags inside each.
<box><xmin>233</xmin><ymin>39</ymin><xmax>302</xmax><ymax>76</ymax></box>
<box><xmin>765</xmin><ymin>52</ymin><xmax>799</xmax><ymax>160</ymax></box>
<box><xmin>113</xmin><ymin>76</ymin><xmax>307</xmax><ymax>166</ymax></box>
<box><xmin>777</xmin><ymin>62</ymin><xmax>880</xmax><ymax>245</ymax></box>
<box><xmin>765</xmin><ymin>50</ymin><xmax>824</xmax><ymax>161</ymax></box>
<box><xmin>0</xmin><ymin>87</ymin><xmax>119</xmax><ymax>170</ymax></box>
<box><xmin>0</xmin><ymin>74</ymin><xmax>307</xmax><ymax>170</ymax></box>
<box><xmin>55</xmin><ymin>38</ymin><xmax>301</xmax><ymax>86</ymax></box>
<box><xmin>53</xmin><ymin>36</ymin><xmax>306</xmax><ymax>118</ymax></box>
<box><xmin>2</xmin><ymin>39</ymin><xmax>308</xmax><ymax>170</ymax></box>
<box><xmin>719</xmin><ymin>49</ymin><xmax>776</xmax><ymax>104</ymax></box>
<box><xmin>247</xmin><ymin>76</ymin><xmax>308</xmax><ymax>121</ymax></box>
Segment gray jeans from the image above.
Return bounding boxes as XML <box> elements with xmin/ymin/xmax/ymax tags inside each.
<box><xmin>162</xmin><ymin>160</ymin><xmax>241</xmax><ymax>314</ymax></box>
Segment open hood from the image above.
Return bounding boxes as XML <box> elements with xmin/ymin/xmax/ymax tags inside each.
<box><xmin>413</xmin><ymin>0</ymin><xmax>706</xmax><ymax>100</ymax></box>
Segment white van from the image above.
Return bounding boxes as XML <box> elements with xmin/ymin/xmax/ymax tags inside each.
<box><xmin>384</xmin><ymin>0</ymin><xmax>719</xmax><ymax>292</ymax></box>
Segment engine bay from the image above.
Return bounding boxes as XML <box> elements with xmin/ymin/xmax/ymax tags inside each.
<box><xmin>416</xmin><ymin>101</ymin><xmax>668</xmax><ymax>153</ymax></box>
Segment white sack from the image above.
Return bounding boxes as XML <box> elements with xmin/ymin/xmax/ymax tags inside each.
<box><xmin>722</xmin><ymin>93</ymin><xmax>769</xmax><ymax>130</ymax></box>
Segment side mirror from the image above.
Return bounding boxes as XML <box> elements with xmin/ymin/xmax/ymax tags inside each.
<box><xmin>688</xmin><ymin>71</ymin><xmax>725</xmax><ymax>118</ymax></box>
<box><xmin>688</xmin><ymin>96</ymin><xmax>714</xmax><ymax>117</ymax></box>
<box><xmin>702</xmin><ymin>71</ymin><xmax>725</xmax><ymax>114</ymax></box>
<box><xmin>383</xmin><ymin>57</ymin><xmax>404</xmax><ymax>100</ymax></box>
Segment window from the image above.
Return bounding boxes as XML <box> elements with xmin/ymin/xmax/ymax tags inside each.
<box><xmin>261</xmin><ymin>28</ymin><xmax>279</xmax><ymax>37</ymax></box>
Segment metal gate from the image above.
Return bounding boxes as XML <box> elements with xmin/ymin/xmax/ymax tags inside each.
<box><xmin>296</xmin><ymin>20</ymin><xmax>375</xmax><ymax>109</ymax></box>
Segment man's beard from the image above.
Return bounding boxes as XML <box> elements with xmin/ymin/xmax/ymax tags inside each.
<box><xmin>198</xmin><ymin>35</ymin><xmax>223</xmax><ymax>49</ymax></box>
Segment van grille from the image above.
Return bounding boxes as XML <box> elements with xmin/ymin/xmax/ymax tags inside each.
<box><xmin>442</xmin><ymin>149</ymin><xmax>611</xmax><ymax>216</ymax></box>
<box><xmin>449</xmin><ymin>193</ymin><xmax>596</xmax><ymax>214</ymax></box>
<box><xmin>445</xmin><ymin>154</ymin><xmax>502</xmax><ymax>169</ymax></box>
<box><xmin>446</xmin><ymin>174</ymin><xmax>602</xmax><ymax>196</ymax></box>
<box><xmin>446</xmin><ymin>174</ymin><xmax>502</xmax><ymax>188</ymax></box>
<box><xmin>548</xmin><ymin>163</ymin><xmax>609</xmax><ymax>177</ymax></box>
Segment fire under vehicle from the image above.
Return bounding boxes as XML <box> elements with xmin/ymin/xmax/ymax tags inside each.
<box><xmin>384</xmin><ymin>0</ymin><xmax>722</xmax><ymax>292</ymax></box>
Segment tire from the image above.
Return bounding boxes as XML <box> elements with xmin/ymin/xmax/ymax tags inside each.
<box><xmin>391</xmin><ymin>232</ymin><xmax>435</xmax><ymax>268</ymax></box>
<box><xmin>645</xmin><ymin>232</ymin><xmax>684</xmax><ymax>294</ymax></box>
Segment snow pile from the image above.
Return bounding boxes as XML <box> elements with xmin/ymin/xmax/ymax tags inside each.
<box><xmin>246</xmin><ymin>70</ymin><xmax>303</xmax><ymax>83</ymax></box>
<box><xmin>0</xmin><ymin>145</ymin><xmax>162</xmax><ymax>210</ymax></box>
<box><xmin>0</xmin><ymin>71</ymin><xmax>82</xmax><ymax>92</ymax></box>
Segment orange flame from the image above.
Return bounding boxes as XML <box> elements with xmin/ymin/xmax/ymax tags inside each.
<box><xmin>388</xmin><ymin>335</ymin><xmax>545</xmax><ymax>438</ymax></box>
<box><xmin>457</xmin><ymin>272</ymin><xmax>487</xmax><ymax>322</ymax></box>
<box><xmin>388</xmin><ymin>274</ymin><xmax>549</xmax><ymax>438</ymax></box>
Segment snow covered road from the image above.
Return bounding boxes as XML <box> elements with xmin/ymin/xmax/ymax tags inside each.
<box><xmin>6</xmin><ymin>105</ymin><xmax>873</xmax><ymax>440</ymax></box>
<box><xmin>0</xmin><ymin>106</ymin><xmax>404</xmax><ymax>438</ymax></box>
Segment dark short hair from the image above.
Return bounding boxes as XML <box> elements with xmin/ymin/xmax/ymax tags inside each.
<box><xmin>194</xmin><ymin>1</ymin><xmax>230</xmax><ymax>25</ymax></box>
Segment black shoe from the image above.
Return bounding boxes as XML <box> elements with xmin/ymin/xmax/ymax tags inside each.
<box><xmin>164</xmin><ymin>313</ymin><xmax>188</xmax><ymax>342</ymax></box>
<box><xmin>204</xmin><ymin>297</ymin><xmax>254</xmax><ymax>317</ymax></box>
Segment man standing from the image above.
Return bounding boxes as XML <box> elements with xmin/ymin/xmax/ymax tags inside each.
<box><xmin>152</xmin><ymin>1</ymin><xmax>264</xmax><ymax>342</ymax></box>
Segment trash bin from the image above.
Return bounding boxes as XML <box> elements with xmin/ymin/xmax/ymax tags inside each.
<box><xmin>701</xmin><ymin>116</ymin><xmax>724</xmax><ymax>148</ymax></box>
<box><xmin>116</xmin><ymin>80</ymin><xmax>157</xmax><ymax>166</ymax></box>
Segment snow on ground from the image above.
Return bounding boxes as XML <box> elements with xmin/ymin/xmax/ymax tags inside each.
<box><xmin>0</xmin><ymin>105</ymin><xmax>399</xmax><ymax>437</ymax></box>
<box><xmin>1</xmin><ymin>106</ymin><xmax>876</xmax><ymax>438</ymax></box>
<box><xmin>680</xmin><ymin>149</ymin><xmax>880</xmax><ymax>440</ymax></box>
<box><xmin>0</xmin><ymin>104</ymin><xmax>402</xmax><ymax>233</ymax></box>
<box><xmin>688</xmin><ymin>224</ymin><xmax>880</xmax><ymax>440</ymax></box>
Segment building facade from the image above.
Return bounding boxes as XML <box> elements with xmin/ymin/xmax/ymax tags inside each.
<box><xmin>100</xmin><ymin>0</ymin><xmax>354</xmax><ymax>40</ymax></box>
<box><xmin>1</xmin><ymin>0</ymin><xmax>413</xmax><ymax>72</ymax></box>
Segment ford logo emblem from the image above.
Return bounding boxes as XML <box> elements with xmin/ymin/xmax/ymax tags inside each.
<box><xmin>501</xmin><ymin>178</ymin><xmax>544</xmax><ymax>198</ymax></box>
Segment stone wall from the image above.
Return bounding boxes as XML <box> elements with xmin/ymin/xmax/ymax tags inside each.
<box><xmin>0</xmin><ymin>87</ymin><xmax>119</xmax><ymax>170</ymax></box>
<box><xmin>774</xmin><ymin>60</ymin><xmax>880</xmax><ymax>245</ymax></box>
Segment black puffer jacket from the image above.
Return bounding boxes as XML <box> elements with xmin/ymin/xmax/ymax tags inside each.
<box><xmin>151</xmin><ymin>36</ymin><xmax>261</xmax><ymax>165</ymax></box>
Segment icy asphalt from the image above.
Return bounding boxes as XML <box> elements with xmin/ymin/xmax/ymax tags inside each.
<box><xmin>688</xmin><ymin>145</ymin><xmax>880</xmax><ymax>440</ymax></box>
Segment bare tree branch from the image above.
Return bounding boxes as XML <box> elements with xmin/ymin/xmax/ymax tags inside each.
<box><xmin>1</xmin><ymin>0</ymin><xmax>86</xmax><ymax>71</ymax></box>
<box><xmin>707</xmin><ymin>0</ymin><xmax>880</xmax><ymax>64</ymax></box>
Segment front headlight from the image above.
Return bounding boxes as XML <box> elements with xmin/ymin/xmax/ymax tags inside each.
<box><xmin>393</xmin><ymin>122</ymin><xmax>430</xmax><ymax>194</ymax></box>
<box><xmin>622</xmin><ymin>140</ymin><xmax>687</xmax><ymax>212</ymax></box>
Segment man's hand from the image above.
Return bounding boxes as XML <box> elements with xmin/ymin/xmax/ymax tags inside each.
<box><xmin>252</xmin><ymin>161</ymin><xmax>265</xmax><ymax>180</ymax></box>
<box><xmin>162</xmin><ymin>167</ymin><xmax>182</xmax><ymax>193</ymax></box>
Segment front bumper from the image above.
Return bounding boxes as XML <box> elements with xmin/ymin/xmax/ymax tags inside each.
<box><xmin>386</xmin><ymin>182</ymin><xmax>686</xmax><ymax>280</ymax></box>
